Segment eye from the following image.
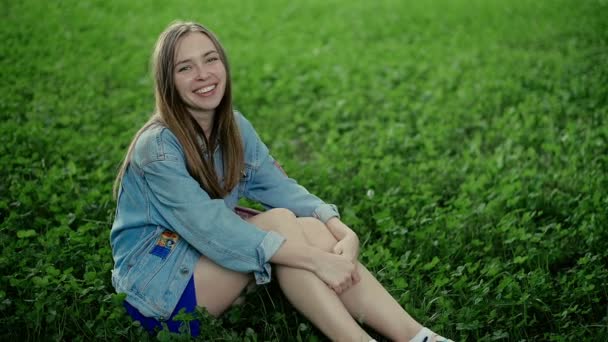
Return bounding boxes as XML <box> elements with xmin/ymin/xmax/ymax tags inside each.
<box><xmin>177</xmin><ymin>65</ymin><xmax>191</xmax><ymax>72</ymax></box>
<box><xmin>206</xmin><ymin>56</ymin><xmax>220</xmax><ymax>64</ymax></box>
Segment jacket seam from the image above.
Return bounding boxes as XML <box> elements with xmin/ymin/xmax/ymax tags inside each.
<box><xmin>139</xmin><ymin>127</ymin><xmax>170</xmax><ymax>168</ymax></box>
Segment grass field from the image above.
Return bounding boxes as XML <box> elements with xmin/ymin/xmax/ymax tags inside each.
<box><xmin>1</xmin><ymin>0</ymin><xmax>607</xmax><ymax>340</ymax></box>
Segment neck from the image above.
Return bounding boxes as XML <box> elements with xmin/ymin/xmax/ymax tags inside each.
<box><xmin>189</xmin><ymin>109</ymin><xmax>215</xmax><ymax>139</ymax></box>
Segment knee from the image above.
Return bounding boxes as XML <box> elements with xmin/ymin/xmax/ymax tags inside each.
<box><xmin>296</xmin><ymin>217</ymin><xmax>338</xmax><ymax>252</ymax></box>
<box><xmin>263</xmin><ymin>208</ymin><xmax>298</xmax><ymax>232</ymax></box>
<box><xmin>249</xmin><ymin>208</ymin><xmax>296</xmax><ymax>229</ymax></box>
<box><xmin>265</xmin><ymin>208</ymin><xmax>297</xmax><ymax>222</ymax></box>
<box><xmin>249</xmin><ymin>208</ymin><xmax>304</xmax><ymax>239</ymax></box>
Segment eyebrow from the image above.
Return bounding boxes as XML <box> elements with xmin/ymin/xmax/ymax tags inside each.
<box><xmin>174</xmin><ymin>50</ymin><xmax>219</xmax><ymax>67</ymax></box>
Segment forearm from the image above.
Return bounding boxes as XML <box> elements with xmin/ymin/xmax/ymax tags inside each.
<box><xmin>269</xmin><ymin>233</ymin><xmax>358</xmax><ymax>293</ymax></box>
<box><xmin>269</xmin><ymin>240</ymin><xmax>321</xmax><ymax>272</ymax></box>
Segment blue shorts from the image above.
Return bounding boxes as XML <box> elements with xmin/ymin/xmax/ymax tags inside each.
<box><xmin>123</xmin><ymin>276</ymin><xmax>200</xmax><ymax>336</ymax></box>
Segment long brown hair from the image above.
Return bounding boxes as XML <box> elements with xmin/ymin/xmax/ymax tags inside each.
<box><xmin>113</xmin><ymin>21</ymin><xmax>244</xmax><ymax>199</ymax></box>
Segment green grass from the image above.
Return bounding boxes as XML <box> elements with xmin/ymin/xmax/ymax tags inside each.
<box><xmin>1</xmin><ymin>0</ymin><xmax>607</xmax><ymax>340</ymax></box>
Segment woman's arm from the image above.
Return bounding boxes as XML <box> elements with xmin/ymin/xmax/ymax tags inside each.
<box><xmin>270</xmin><ymin>238</ymin><xmax>357</xmax><ymax>292</ymax></box>
<box><xmin>138</xmin><ymin>127</ymin><xmax>354</xmax><ymax>286</ymax></box>
<box><xmin>237</xmin><ymin>113</ymin><xmax>340</xmax><ymax>223</ymax></box>
<box><xmin>135</xmin><ymin>128</ymin><xmax>286</xmax><ymax>284</ymax></box>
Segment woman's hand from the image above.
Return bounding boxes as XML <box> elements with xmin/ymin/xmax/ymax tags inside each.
<box><xmin>312</xmin><ymin>251</ymin><xmax>357</xmax><ymax>294</ymax></box>
<box><xmin>332</xmin><ymin>231</ymin><xmax>360</xmax><ymax>263</ymax></box>
<box><xmin>326</xmin><ymin>218</ymin><xmax>360</xmax><ymax>262</ymax></box>
<box><xmin>325</xmin><ymin>217</ymin><xmax>361</xmax><ymax>286</ymax></box>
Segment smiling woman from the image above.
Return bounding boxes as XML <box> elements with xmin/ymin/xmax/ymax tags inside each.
<box><xmin>173</xmin><ymin>33</ymin><xmax>226</xmax><ymax>129</ymax></box>
<box><xmin>109</xmin><ymin>21</ymin><xmax>453</xmax><ymax>342</ymax></box>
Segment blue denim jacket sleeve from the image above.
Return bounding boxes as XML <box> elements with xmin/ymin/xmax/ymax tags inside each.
<box><xmin>134</xmin><ymin>127</ymin><xmax>285</xmax><ymax>284</ymax></box>
<box><xmin>237</xmin><ymin>114</ymin><xmax>340</xmax><ymax>223</ymax></box>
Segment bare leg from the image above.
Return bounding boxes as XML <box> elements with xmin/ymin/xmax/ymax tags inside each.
<box><xmin>248</xmin><ymin>209</ymin><xmax>372</xmax><ymax>342</ymax></box>
<box><xmin>297</xmin><ymin>217</ymin><xmax>424</xmax><ymax>341</ymax></box>
<box><xmin>193</xmin><ymin>254</ymin><xmax>252</xmax><ymax>317</ymax></box>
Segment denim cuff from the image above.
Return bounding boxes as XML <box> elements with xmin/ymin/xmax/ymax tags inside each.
<box><xmin>312</xmin><ymin>203</ymin><xmax>340</xmax><ymax>223</ymax></box>
<box><xmin>253</xmin><ymin>230</ymin><xmax>286</xmax><ymax>284</ymax></box>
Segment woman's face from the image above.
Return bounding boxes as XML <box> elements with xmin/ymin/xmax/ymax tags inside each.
<box><xmin>173</xmin><ymin>32</ymin><xmax>227</xmax><ymax>116</ymax></box>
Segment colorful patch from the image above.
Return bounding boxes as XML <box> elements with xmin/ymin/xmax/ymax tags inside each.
<box><xmin>150</xmin><ymin>230</ymin><xmax>179</xmax><ymax>260</ymax></box>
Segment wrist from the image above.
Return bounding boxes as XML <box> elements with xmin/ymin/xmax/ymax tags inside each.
<box><xmin>313</xmin><ymin>204</ymin><xmax>340</xmax><ymax>223</ymax></box>
<box><xmin>346</xmin><ymin>230</ymin><xmax>358</xmax><ymax>241</ymax></box>
<box><xmin>271</xmin><ymin>240</ymin><xmax>323</xmax><ymax>273</ymax></box>
<box><xmin>326</xmin><ymin>218</ymin><xmax>354</xmax><ymax>240</ymax></box>
<box><xmin>327</xmin><ymin>217</ymin><xmax>341</xmax><ymax>226</ymax></box>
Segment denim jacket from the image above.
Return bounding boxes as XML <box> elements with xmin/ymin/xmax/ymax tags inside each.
<box><xmin>110</xmin><ymin>111</ymin><xmax>339</xmax><ymax>319</ymax></box>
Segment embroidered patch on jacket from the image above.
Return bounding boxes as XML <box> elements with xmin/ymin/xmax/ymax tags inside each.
<box><xmin>150</xmin><ymin>230</ymin><xmax>179</xmax><ymax>260</ymax></box>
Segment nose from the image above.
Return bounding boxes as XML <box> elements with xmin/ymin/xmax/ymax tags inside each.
<box><xmin>195</xmin><ymin>67</ymin><xmax>210</xmax><ymax>80</ymax></box>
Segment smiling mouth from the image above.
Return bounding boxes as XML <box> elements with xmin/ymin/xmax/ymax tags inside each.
<box><xmin>194</xmin><ymin>84</ymin><xmax>216</xmax><ymax>95</ymax></box>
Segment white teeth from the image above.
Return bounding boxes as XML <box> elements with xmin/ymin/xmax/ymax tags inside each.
<box><xmin>196</xmin><ymin>85</ymin><xmax>216</xmax><ymax>94</ymax></box>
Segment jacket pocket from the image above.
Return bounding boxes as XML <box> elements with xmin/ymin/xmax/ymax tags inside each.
<box><xmin>113</xmin><ymin>227</ymin><xmax>159</xmax><ymax>292</ymax></box>
<box><xmin>124</xmin><ymin>227</ymin><xmax>160</xmax><ymax>272</ymax></box>
<box><xmin>127</xmin><ymin>228</ymin><xmax>182</xmax><ymax>295</ymax></box>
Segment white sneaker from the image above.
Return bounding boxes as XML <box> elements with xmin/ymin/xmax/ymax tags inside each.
<box><xmin>409</xmin><ymin>327</ymin><xmax>454</xmax><ymax>342</ymax></box>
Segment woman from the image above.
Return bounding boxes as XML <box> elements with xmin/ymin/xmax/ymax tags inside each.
<box><xmin>110</xmin><ymin>21</ymin><xmax>452</xmax><ymax>342</ymax></box>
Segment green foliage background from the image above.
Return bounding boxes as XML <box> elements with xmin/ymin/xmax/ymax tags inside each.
<box><xmin>1</xmin><ymin>0</ymin><xmax>607</xmax><ymax>340</ymax></box>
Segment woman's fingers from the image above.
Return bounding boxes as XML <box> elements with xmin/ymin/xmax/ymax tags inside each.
<box><xmin>335</xmin><ymin>267</ymin><xmax>359</xmax><ymax>294</ymax></box>
<box><xmin>332</xmin><ymin>243</ymin><xmax>343</xmax><ymax>255</ymax></box>
<box><xmin>316</xmin><ymin>251</ymin><xmax>361</xmax><ymax>294</ymax></box>
<box><xmin>342</xmin><ymin>276</ymin><xmax>353</xmax><ymax>292</ymax></box>
<box><xmin>352</xmin><ymin>267</ymin><xmax>361</xmax><ymax>285</ymax></box>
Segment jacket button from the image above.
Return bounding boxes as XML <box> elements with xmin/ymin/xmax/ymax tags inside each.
<box><xmin>180</xmin><ymin>266</ymin><xmax>189</xmax><ymax>274</ymax></box>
